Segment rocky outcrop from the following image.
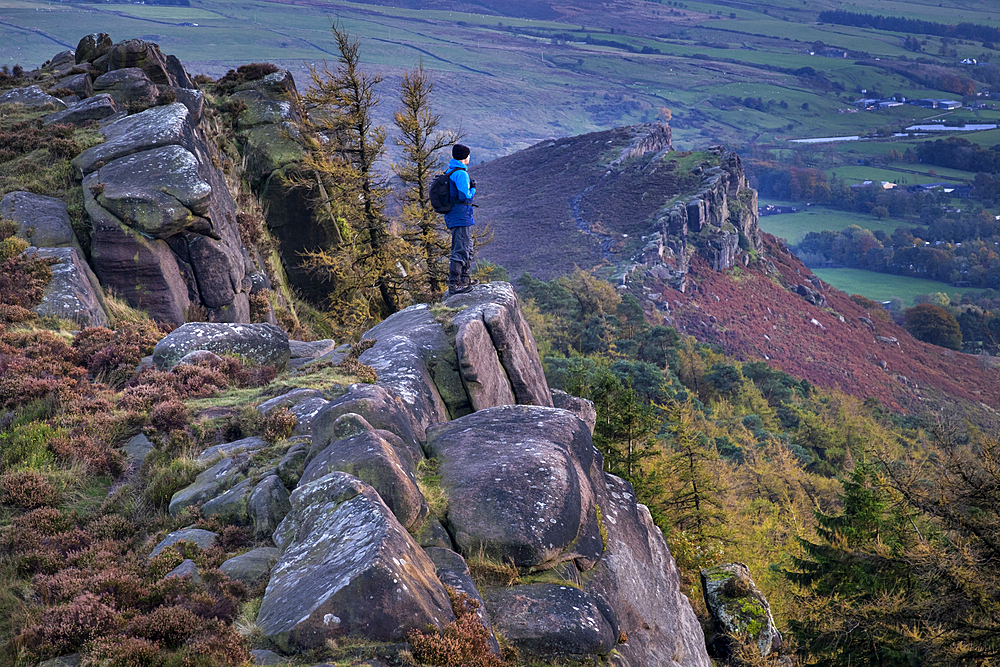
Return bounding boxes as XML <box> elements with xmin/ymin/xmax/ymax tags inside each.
<box><xmin>8</xmin><ymin>36</ymin><xmax>269</xmax><ymax>327</ymax></box>
<box><xmin>258</xmin><ymin>472</ymin><xmax>454</xmax><ymax>651</ymax></box>
<box><xmin>157</xmin><ymin>284</ymin><xmax>709</xmax><ymax>665</ymax></box>
<box><xmin>44</xmin><ymin>93</ymin><xmax>122</xmax><ymax>126</ymax></box>
<box><xmin>31</xmin><ymin>247</ymin><xmax>109</xmax><ymax>327</ymax></box>
<box><xmin>357</xmin><ymin>282</ymin><xmax>552</xmax><ymax>439</ymax></box>
<box><xmin>701</xmin><ymin>563</ymin><xmax>781</xmax><ymax>662</ymax></box>
<box><xmin>152</xmin><ymin>322</ymin><xmax>290</xmax><ymax>370</ymax></box>
<box><xmin>648</xmin><ymin>149</ymin><xmax>761</xmax><ymax>289</ymax></box>
<box><xmin>0</xmin><ymin>85</ymin><xmax>67</xmax><ymax>110</ymax></box>
<box><xmin>76</xmin><ymin>99</ymin><xmax>257</xmax><ymax>325</ymax></box>
<box><xmin>3</xmin><ymin>192</ymin><xmax>108</xmax><ymax>327</ymax></box>
<box><xmin>216</xmin><ymin>69</ymin><xmax>339</xmax><ymax>304</ymax></box>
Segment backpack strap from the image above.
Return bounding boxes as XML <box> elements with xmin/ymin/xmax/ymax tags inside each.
<box><xmin>447</xmin><ymin>167</ymin><xmax>472</xmax><ymax>206</ymax></box>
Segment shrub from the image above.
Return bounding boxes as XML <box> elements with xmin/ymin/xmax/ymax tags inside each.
<box><xmin>0</xmin><ymin>237</ymin><xmax>54</xmax><ymax>323</ymax></box>
<box><xmin>148</xmin><ymin>399</ymin><xmax>191</xmax><ymax>434</ymax></box>
<box><xmin>0</xmin><ymin>470</ymin><xmax>60</xmax><ymax>509</ymax></box>
<box><xmin>119</xmin><ymin>382</ymin><xmax>179</xmax><ymax>413</ymax></box>
<box><xmin>261</xmin><ymin>406</ymin><xmax>295</xmax><ymax>443</ymax></box>
<box><xmin>408</xmin><ymin>589</ymin><xmax>505</xmax><ymax>667</ymax></box>
<box><xmin>904</xmin><ymin>303</ymin><xmax>963</xmax><ymax>350</ymax></box>
<box><xmin>84</xmin><ymin>635</ymin><xmax>162</xmax><ymax>667</ymax></box>
<box><xmin>23</xmin><ymin>591</ymin><xmax>123</xmax><ymax>656</ymax></box>
<box><xmin>0</xmin><ymin>328</ymin><xmax>88</xmax><ymax>409</ymax></box>
<box><xmin>0</xmin><ymin>420</ymin><xmax>58</xmax><ymax>471</ymax></box>
<box><xmin>142</xmin><ymin>456</ymin><xmax>201</xmax><ymax>509</ymax></box>
<box><xmin>73</xmin><ymin>322</ymin><xmax>160</xmax><ymax>389</ymax></box>
<box><xmin>48</xmin><ymin>433</ymin><xmax>125</xmax><ymax>476</ymax></box>
<box><xmin>214</xmin><ymin>63</ymin><xmax>280</xmax><ymax>96</ymax></box>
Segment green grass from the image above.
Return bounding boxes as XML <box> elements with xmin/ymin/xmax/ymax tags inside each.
<box><xmin>812</xmin><ymin>267</ymin><xmax>974</xmax><ymax>306</ymax></box>
<box><xmin>2</xmin><ymin>0</ymin><xmax>999</xmax><ymax>158</ymax></box>
<box><xmin>758</xmin><ymin>200</ymin><xmax>919</xmax><ymax>244</ymax></box>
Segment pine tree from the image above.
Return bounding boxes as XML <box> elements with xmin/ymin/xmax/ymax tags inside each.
<box><xmin>392</xmin><ymin>62</ymin><xmax>460</xmax><ymax>298</ymax></box>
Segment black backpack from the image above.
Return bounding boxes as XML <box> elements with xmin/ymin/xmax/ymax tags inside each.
<box><xmin>429</xmin><ymin>167</ymin><xmax>463</xmax><ymax>214</ymax></box>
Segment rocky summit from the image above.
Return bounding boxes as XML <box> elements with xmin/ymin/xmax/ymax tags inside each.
<box><xmin>155</xmin><ymin>282</ymin><xmax>710</xmax><ymax>665</ymax></box>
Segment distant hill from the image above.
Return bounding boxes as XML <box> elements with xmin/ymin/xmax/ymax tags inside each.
<box><xmin>473</xmin><ymin>124</ymin><xmax>1000</xmax><ymax>419</ymax></box>
<box><xmin>471</xmin><ymin>122</ymin><xmax>681</xmax><ymax>281</ymax></box>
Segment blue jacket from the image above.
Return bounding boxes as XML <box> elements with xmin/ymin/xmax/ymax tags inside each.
<box><xmin>444</xmin><ymin>158</ymin><xmax>475</xmax><ymax>228</ymax></box>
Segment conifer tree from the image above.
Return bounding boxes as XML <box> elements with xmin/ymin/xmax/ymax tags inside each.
<box><xmin>392</xmin><ymin>62</ymin><xmax>460</xmax><ymax>298</ymax></box>
<box><xmin>295</xmin><ymin>23</ymin><xmax>400</xmax><ymax>331</ymax></box>
<box><xmin>661</xmin><ymin>400</ymin><xmax>727</xmax><ymax>543</ymax></box>
<box><xmin>589</xmin><ymin>370</ymin><xmax>667</xmax><ymax>524</ymax></box>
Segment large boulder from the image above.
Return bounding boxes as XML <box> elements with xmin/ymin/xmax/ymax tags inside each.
<box><xmin>152</xmin><ymin>322</ymin><xmax>290</xmax><ymax>371</ymax></box>
<box><xmin>31</xmin><ymin>247</ymin><xmax>109</xmax><ymax>327</ymax></box>
<box><xmin>449</xmin><ymin>282</ymin><xmax>553</xmax><ymax>408</ymax></box>
<box><xmin>149</xmin><ymin>528</ymin><xmax>218</xmax><ymax>557</ymax></box>
<box><xmin>220</xmin><ymin>547</ymin><xmax>280</xmax><ymax>586</ymax></box>
<box><xmin>359</xmin><ymin>304</ymin><xmax>461</xmax><ymax>437</ymax></box>
<box><xmin>257</xmin><ymin>388</ymin><xmax>330</xmax><ymax>436</ymax></box>
<box><xmin>76</xmin><ymin>33</ymin><xmax>112</xmax><ymax>65</ymax></box>
<box><xmin>0</xmin><ymin>85</ymin><xmax>67</xmax><ymax>110</ymax></box>
<box><xmin>248</xmin><ymin>474</ymin><xmax>292</xmax><ymax>539</ymax></box>
<box><xmin>483</xmin><ymin>583</ymin><xmax>616</xmax><ymax>659</ymax></box>
<box><xmin>424</xmin><ymin>405</ymin><xmax>604</xmax><ymax>571</ymax></box>
<box><xmin>85</xmin><ymin>190</ymin><xmax>192</xmax><ymax>326</ymax></box>
<box><xmin>2</xmin><ymin>191</ymin><xmax>80</xmax><ymax>250</ymax></box>
<box><xmin>257</xmin><ymin>472</ymin><xmax>454</xmax><ymax>651</ymax></box>
<box><xmin>300</xmin><ymin>414</ymin><xmax>427</xmax><ymax>531</ymax></box>
<box><xmin>44</xmin><ymin>93</ymin><xmax>123</xmax><ymax>126</ymax></box>
<box><xmin>72</xmin><ymin>103</ymin><xmax>200</xmax><ymax>178</ymax></box>
<box><xmin>106</xmin><ymin>39</ymin><xmax>194</xmax><ymax>88</ymax></box>
<box><xmin>83</xmin><ymin>145</ymin><xmax>214</xmax><ymax>239</ymax></box>
<box><xmin>168</xmin><ymin>457</ymin><xmax>246</xmax><ymax>517</ymax></box>
<box><xmin>700</xmin><ymin>563</ymin><xmax>781</xmax><ymax>661</ymax></box>
<box><xmin>310</xmin><ymin>383</ymin><xmax>423</xmax><ymax>465</ymax></box>
<box><xmin>583</xmin><ymin>474</ymin><xmax>711</xmax><ymax>667</ymax></box>
<box><xmin>551</xmin><ymin>388</ymin><xmax>597</xmax><ymax>435</ymax></box>
<box><xmin>92</xmin><ymin>67</ymin><xmax>159</xmax><ymax>111</ymax></box>
<box><xmin>52</xmin><ymin>72</ymin><xmax>93</xmax><ymax>99</ymax></box>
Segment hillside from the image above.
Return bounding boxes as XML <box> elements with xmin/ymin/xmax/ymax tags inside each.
<box><xmin>474</xmin><ymin>128</ymin><xmax>1000</xmax><ymax>419</ymax></box>
<box><xmin>5</xmin><ymin>0</ymin><xmax>1000</xmax><ymax>160</ymax></box>
<box><xmin>471</xmin><ymin>122</ymin><xmax>684</xmax><ymax>281</ymax></box>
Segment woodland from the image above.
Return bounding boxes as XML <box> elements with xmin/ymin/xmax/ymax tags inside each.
<box><xmin>2</xmin><ymin>9</ymin><xmax>1000</xmax><ymax>667</ymax></box>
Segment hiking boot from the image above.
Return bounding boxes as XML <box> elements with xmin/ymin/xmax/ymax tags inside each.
<box><xmin>447</xmin><ymin>284</ymin><xmax>473</xmax><ymax>296</ymax></box>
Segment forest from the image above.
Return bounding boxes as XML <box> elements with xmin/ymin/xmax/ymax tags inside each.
<box><xmin>817</xmin><ymin>10</ymin><xmax>1000</xmax><ymax>45</ymax></box>
<box><xmin>515</xmin><ymin>269</ymin><xmax>1000</xmax><ymax>666</ymax></box>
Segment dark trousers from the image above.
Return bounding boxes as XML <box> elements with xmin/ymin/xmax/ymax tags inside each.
<box><xmin>448</xmin><ymin>225</ymin><xmax>473</xmax><ymax>286</ymax></box>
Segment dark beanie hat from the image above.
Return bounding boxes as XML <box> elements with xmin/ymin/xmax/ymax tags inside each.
<box><xmin>452</xmin><ymin>144</ymin><xmax>470</xmax><ymax>160</ymax></box>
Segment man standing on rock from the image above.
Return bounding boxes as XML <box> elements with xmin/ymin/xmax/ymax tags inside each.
<box><xmin>445</xmin><ymin>144</ymin><xmax>477</xmax><ymax>295</ymax></box>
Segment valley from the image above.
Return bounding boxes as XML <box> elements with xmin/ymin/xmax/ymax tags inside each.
<box><xmin>1</xmin><ymin>3</ymin><xmax>1000</xmax><ymax>665</ymax></box>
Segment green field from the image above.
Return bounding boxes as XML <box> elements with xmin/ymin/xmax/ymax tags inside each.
<box><xmin>813</xmin><ymin>267</ymin><xmax>973</xmax><ymax>306</ymax></box>
<box><xmin>758</xmin><ymin>200</ymin><xmax>920</xmax><ymax>244</ymax></box>
<box><xmin>3</xmin><ymin>0</ymin><xmax>1000</xmax><ymax>159</ymax></box>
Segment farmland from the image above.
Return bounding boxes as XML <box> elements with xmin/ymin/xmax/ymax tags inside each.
<box><xmin>812</xmin><ymin>267</ymin><xmax>973</xmax><ymax>306</ymax></box>
<box><xmin>3</xmin><ymin>0</ymin><xmax>1000</xmax><ymax>162</ymax></box>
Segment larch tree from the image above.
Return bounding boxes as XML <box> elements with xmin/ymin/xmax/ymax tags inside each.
<box><xmin>661</xmin><ymin>399</ymin><xmax>727</xmax><ymax>545</ymax></box>
<box><xmin>295</xmin><ymin>22</ymin><xmax>400</xmax><ymax>333</ymax></box>
<box><xmin>392</xmin><ymin>62</ymin><xmax>460</xmax><ymax>299</ymax></box>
